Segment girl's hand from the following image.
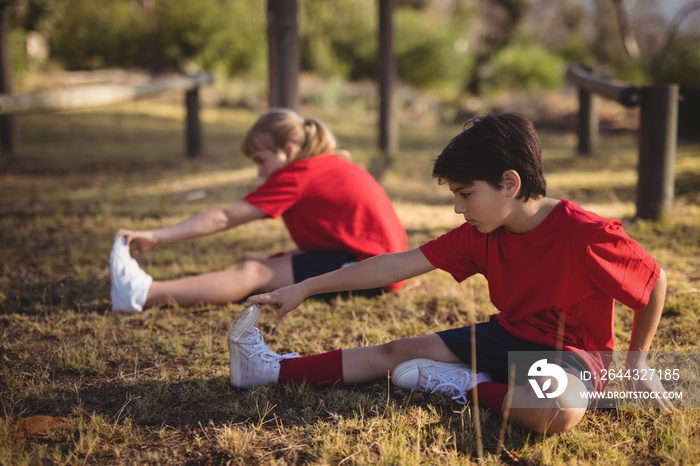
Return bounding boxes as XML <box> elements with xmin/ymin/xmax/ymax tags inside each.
<box><xmin>244</xmin><ymin>284</ymin><xmax>307</xmax><ymax>319</ymax></box>
<box><xmin>114</xmin><ymin>229</ymin><xmax>159</xmax><ymax>255</ymax></box>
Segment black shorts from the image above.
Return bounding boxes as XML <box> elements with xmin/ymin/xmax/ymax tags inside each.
<box><xmin>291</xmin><ymin>250</ymin><xmax>384</xmax><ymax>301</ymax></box>
<box><xmin>438</xmin><ymin>317</ymin><xmax>594</xmax><ymax>394</ymax></box>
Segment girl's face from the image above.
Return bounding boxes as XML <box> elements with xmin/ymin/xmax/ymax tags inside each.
<box><xmin>250</xmin><ymin>148</ymin><xmax>289</xmax><ymax>178</ymax></box>
<box><xmin>448</xmin><ymin>179</ymin><xmax>511</xmax><ymax>234</ymax></box>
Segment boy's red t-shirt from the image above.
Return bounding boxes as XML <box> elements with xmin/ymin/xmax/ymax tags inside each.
<box><xmin>419</xmin><ymin>200</ymin><xmax>660</xmax><ymax>387</ymax></box>
<box><xmin>244</xmin><ymin>154</ymin><xmax>407</xmax><ymax>291</ymax></box>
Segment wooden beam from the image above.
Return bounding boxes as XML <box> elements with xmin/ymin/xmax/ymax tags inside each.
<box><xmin>566</xmin><ymin>65</ymin><xmax>642</xmax><ymax>108</ymax></box>
<box><xmin>0</xmin><ymin>74</ymin><xmax>214</xmax><ymax>115</ymax></box>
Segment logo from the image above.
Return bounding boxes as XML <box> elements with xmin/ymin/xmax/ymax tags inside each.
<box><xmin>528</xmin><ymin>358</ymin><xmax>568</xmax><ymax>399</ymax></box>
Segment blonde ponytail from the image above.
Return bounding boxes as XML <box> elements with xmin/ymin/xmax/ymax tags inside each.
<box><xmin>241</xmin><ymin>109</ymin><xmax>340</xmax><ymax>160</ymax></box>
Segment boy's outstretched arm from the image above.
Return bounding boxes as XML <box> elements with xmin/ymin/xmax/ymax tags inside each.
<box><xmin>625</xmin><ymin>268</ymin><xmax>673</xmax><ymax>409</ymax></box>
<box><xmin>245</xmin><ymin>248</ymin><xmax>435</xmax><ymax>317</ymax></box>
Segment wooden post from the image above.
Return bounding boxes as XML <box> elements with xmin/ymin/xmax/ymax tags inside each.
<box><xmin>0</xmin><ymin>0</ymin><xmax>15</xmax><ymax>154</ymax></box>
<box><xmin>576</xmin><ymin>87</ymin><xmax>599</xmax><ymax>155</ymax></box>
<box><xmin>267</xmin><ymin>0</ymin><xmax>299</xmax><ymax>110</ymax></box>
<box><xmin>378</xmin><ymin>0</ymin><xmax>397</xmax><ymax>154</ymax></box>
<box><xmin>185</xmin><ymin>86</ymin><xmax>201</xmax><ymax>158</ymax></box>
<box><xmin>636</xmin><ymin>84</ymin><xmax>678</xmax><ymax>220</ymax></box>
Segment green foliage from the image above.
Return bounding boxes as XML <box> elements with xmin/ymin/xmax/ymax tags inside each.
<box><xmin>50</xmin><ymin>0</ymin><xmax>142</xmax><ymax>70</ymax></box>
<box><xmin>394</xmin><ymin>9</ymin><xmax>473</xmax><ymax>92</ymax></box>
<box><xmin>9</xmin><ymin>28</ymin><xmax>28</xmax><ymax>81</ymax></box>
<box><xmin>555</xmin><ymin>31</ymin><xmax>596</xmax><ymax>66</ymax></box>
<box><xmin>144</xmin><ymin>0</ymin><xmax>266</xmax><ymax>75</ymax></box>
<box><xmin>653</xmin><ymin>37</ymin><xmax>700</xmax><ymax>138</ymax></box>
<box><xmin>28</xmin><ymin>0</ymin><xmax>266</xmax><ymax>76</ymax></box>
<box><xmin>300</xmin><ymin>0</ymin><xmax>377</xmax><ymax>80</ymax></box>
<box><xmin>611</xmin><ymin>58</ymin><xmax>651</xmax><ymax>87</ymax></box>
<box><xmin>486</xmin><ymin>39</ymin><xmax>565</xmax><ymax>92</ymax></box>
<box><xmin>9</xmin><ymin>0</ymin><xmax>700</xmax><ymax>106</ymax></box>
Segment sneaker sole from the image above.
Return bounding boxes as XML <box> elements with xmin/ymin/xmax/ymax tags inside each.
<box><xmin>392</xmin><ymin>358</ymin><xmax>434</xmax><ymax>389</ymax></box>
<box><xmin>110</xmin><ymin>238</ymin><xmax>132</xmax><ymax>312</ymax></box>
<box><xmin>228</xmin><ymin>304</ymin><xmax>261</xmax><ymax>388</ymax></box>
<box><xmin>228</xmin><ymin>304</ymin><xmax>261</xmax><ymax>343</ymax></box>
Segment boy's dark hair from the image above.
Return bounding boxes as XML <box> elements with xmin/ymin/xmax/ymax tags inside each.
<box><xmin>432</xmin><ymin>113</ymin><xmax>547</xmax><ymax>201</ymax></box>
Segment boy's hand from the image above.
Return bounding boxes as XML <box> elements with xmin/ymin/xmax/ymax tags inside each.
<box><xmin>626</xmin><ymin>361</ymin><xmax>675</xmax><ymax>410</ymax></box>
<box><xmin>244</xmin><ymin>285</ymin><xmax>306</xmax><ymax>319</ymax></box>
<box><xmin>114</xmin><ymin>229</ymin><xmax>159</xmax><ymax>254</ymax></box>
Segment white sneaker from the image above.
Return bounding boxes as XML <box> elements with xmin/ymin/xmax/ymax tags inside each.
<box><xmin>228</xmin><ymin>304</ymin><xmax>299</xmax><ymax>388</ymax></box>
<box><xmin>110</xmin><ymin>237</ymin><xmax>153</xmax><ymax>312</ymax></box>
<box><xmin>392</xmin><ymin>358</ymin><xmax>490</xmax><ymax>405</ymax></box>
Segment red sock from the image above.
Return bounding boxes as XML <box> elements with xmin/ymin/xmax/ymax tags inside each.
<box><xmin>467</xmin><ymin>382</ymin><xmax>509</xmax><ymax>415</ymax></box>
<box><xmin>278</xmin><ymin>349</ymin><xmax>344</xmax><ymax>386</ymax></box>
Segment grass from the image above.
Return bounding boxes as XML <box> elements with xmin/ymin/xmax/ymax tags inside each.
<box><xmin>1</xmin><ymin>94</ymin><xmax>700</xmax><ymax>465</ymax></box>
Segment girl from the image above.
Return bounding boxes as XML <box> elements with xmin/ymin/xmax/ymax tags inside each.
<box><xmin>110</xmin><ymin>108</ymin><xmax>407</xmax><ymax>312</ymax></box>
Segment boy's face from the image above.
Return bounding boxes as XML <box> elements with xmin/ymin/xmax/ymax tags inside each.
<box><xmin>448</xmin><ymin>179</ymin><xmax>510</xmax><ymax>234</ymax></box>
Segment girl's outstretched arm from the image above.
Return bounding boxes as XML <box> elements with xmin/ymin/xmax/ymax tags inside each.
<box><xmin>115</xmin><ymin>201</ymin><xmax>265</xmax><ymax>254</ymax></box>
<box><xmin>245</xmin><ymin>248</ymin><xmax>435</xmax><ymax>317</ymax></box>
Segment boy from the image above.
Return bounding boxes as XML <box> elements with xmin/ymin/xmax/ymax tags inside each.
<box><xmin>231</xmin><ymin>113</ymin><xmax>671</xmax><ymax>433</ymax></box>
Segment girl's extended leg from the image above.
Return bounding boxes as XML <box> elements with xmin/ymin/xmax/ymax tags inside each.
<box><xmin>146</xmin><ymin>253</ymin><xmax>296</xmax><ymax>307</ymax></box>
<box><xmin>111</xmin><ymin>237</ymin><xmax>298</xmax><ymax>311</ymax></box>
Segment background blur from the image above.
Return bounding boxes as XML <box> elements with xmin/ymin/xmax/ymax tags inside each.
<box><xmin>9</xmin><ymin>0</ymin><xmax>700</xmax><ymax>136</ymax></box>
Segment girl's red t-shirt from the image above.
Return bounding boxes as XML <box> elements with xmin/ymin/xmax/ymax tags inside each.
<box><xmin>244</xmin><ymin>154</ymin><xmax>407</xmax><ymax>291</ymax></box>
<box><xmin>419</xmin><ymin>199</ymin><xmax>660</xmax><ymax>388</ymax></box>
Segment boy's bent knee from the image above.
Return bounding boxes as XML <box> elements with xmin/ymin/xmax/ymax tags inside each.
<box><xmin>508</xmin><ymin>374</ymin><xmax>588</xmax><ymax>433</ymax></box>
<box><xmin>509</xmin><ymin>400</ymin><xmax>586</xmax><ymax>433</ymax></box>
<box><xmin>533</xmin><ymin>405</ymin><xmax>586</xmax><ymax>433</ymax></box>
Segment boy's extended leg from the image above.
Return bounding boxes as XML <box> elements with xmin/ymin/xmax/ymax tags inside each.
<box><xmin>228</xmin><ymin>305</ymin><xmax>462</xmax><ymax>388</ymax></box>
<box><xmin>228</xmin><ymin>307</ymin><xmax>587</xmax><ymax>434</ymax></box>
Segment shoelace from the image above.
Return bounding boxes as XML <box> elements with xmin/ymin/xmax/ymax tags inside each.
<box><xmin>249</xmin><ymin>344</ymin><xmax>299</xmax><ymax>362</ymax></box>
<box><xmin>246</xmin><ymin>330</ymin><xmax>299</xmax><ymax>362</ymax></box>
<box><xmin>425</xmin><ymin>370</ymin><xmax>471</xmax><ymax>405</ymax></box>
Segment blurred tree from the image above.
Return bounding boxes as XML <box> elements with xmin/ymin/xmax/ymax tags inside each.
<box><xmin>612</xmin><ymin>0</ymin><xmax>640</xmax><ymax>58</ymax></box>
<box><xmin>651</xmin><ymin>0</ymin><xmax>700</xmax><ymax>73</ymax></box>
<box><xmin>527</xmin><ymin>0</ymin><xmax>593</xmax><ymax>65</ymax></box>
<box><xmin>300</xmin><ymin>0</ymin><xmax>376</xmax><ymax>80</ymax></box>
<box><xmin>468</xmin><ymin>0</ymin><xmax>529</xmax><ymax>94</ymax></box>
<box><xmin>4</xmin><ymin>0</ymin><xmax>698</xmax><ymax>126</ymax></box>
<box><xmin>591</xmin><ymin>0</ymin><xmax>628</xmax><ymax>67</ymax></box>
